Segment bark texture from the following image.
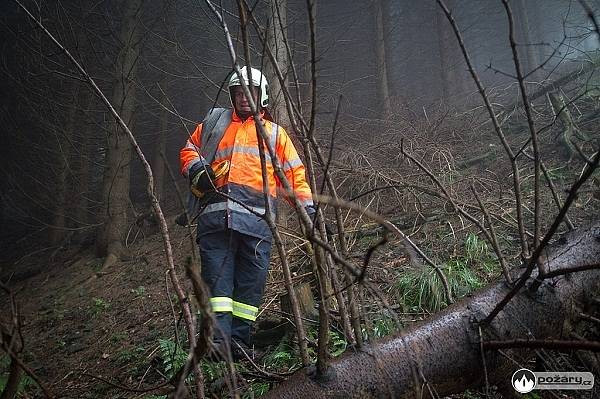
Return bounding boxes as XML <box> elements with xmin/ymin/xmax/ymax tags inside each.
<box><xmin>95</xmin><ymin>0</ymin><xmax>142</xmax><ymax>265</ymax></box>
<box><xmin>375</xmin><ymin>0</ymin><xmax>391</xmax><ymax>116</ymax></box>
<box><xmin>265</xmin><ymin>0</ymin><xmax>289</xmax><ymax>128</ymax></box>
<box><xmin>265</xmin><ymin>221</ymin><xmax>600</xmax><ymax>398</ymax></box>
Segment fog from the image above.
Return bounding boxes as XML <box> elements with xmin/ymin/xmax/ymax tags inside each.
<box><xmin>0</xmin><ymin>0</ymin><xmax>598</xmax><ymax>259</ymax></box>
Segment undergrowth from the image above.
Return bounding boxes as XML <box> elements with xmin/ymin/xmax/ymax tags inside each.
<box><xmin>0</xmin><ymin>355</ymin><xmax>36</xmax><ymax>397</ymax></box>
<box><xmin>394</xmin><ymin>233</ymin><xmax>497</xmax><ymax>312</ymax></box>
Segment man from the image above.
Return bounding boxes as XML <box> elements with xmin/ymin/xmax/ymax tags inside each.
<box><xmin>180</xmin><ymin>66</ymin><xmax>314</xmax><ymax>359</ymax></box>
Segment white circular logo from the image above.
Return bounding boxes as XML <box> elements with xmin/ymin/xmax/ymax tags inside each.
<box><xmin>512</xmin><ymin>368</ymin><xmax>536</xmax><ymax>393</ymax></box>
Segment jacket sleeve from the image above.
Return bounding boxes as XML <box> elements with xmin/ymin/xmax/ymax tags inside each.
<box><xmin>180</xmin><ymin>123</ymin><xmax>205</xmax><ymax>178</ymax></box>
<box><xmin>275</xmin><ymin>125</ymin><xmax>314</xmax><ymax>208</ymax></box>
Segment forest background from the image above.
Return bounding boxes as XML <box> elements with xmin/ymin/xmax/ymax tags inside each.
<box><xmin>1</xmin><ymin>0</ymin><xmax>600</xmax><ymax>398</ymax></box>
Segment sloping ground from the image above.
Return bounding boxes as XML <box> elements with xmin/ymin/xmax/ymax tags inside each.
<box><xmin>1</xmin><ymin>219</ymin><xmax>195</xmax><ymax>398</ymax></box>
<box><xmin>264</xmin><ymin>221</ymin><xmax>600</xmax><ymax>398</ymax></box>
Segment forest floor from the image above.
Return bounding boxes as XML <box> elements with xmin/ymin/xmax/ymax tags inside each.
<box><xmin>0</xmin><ymin>220</ymin><xmax>193</xmax><ymax>398</ymax></box>
<box><xmin>2</xmin><ymin>105</ymin><xmax>600</xmax><ymax>398</ymax></box>
<box><xmin>3</xmin><ymin>179</ymin><xmax>599</xmax><ymax>398</ymax></box>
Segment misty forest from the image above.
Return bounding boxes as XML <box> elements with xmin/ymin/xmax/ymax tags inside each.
<box><xmin>1</xmin><ymin>0</ymin><xmax>600</xmax><ymax>398</ymax></box>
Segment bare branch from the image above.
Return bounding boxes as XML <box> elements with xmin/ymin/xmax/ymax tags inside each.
<box><xmin>483</xmin><ymin>149</ymin><xmax>600</xmax><ymax>323</ymax></box>
<box><xmin>12</xmin><ymin>1</ymin><xmax>206</xmax><ymax>396</ymax></box>
<box><xmin>483</xmin><ymin>339</ymin><xmax>600</xmax><ymax>352</ymax></box>
<box><xmin>436</xmin><ymin>0</ymin><xmax>529</xmax><ymax>259</ymax></box>
<box><xmin>501</xmin><ymin>0</ymin><xmax>541</xmax><ymax>250</ymax></box>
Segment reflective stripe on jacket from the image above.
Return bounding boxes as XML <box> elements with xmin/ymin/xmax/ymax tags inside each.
<box><xmin>180</xmin><ymin>110</ymin><xmax>314</xmax><ymax>240</ymax></box>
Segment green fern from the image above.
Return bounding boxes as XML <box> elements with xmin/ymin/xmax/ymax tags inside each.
<box><xmin>243</xmin><ymin>381</ymin><xmax>271</xmax><ymax>398</ymax></box>
<box><xmin>0</xmin><ymin>355</ymin><xmax>35</xmax><ymax>396</ymax></box>
<box><xmin>261</xmin><ymin>340</ymin><xmax>300</xmax><ymax>371</ymax></box>
<box><xmin>158</xmin><ymin>338</ymin><xmax>188</xmax><ymax>379</ymax></box>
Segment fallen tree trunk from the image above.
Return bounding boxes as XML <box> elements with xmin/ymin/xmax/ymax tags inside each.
<box><xmin>264</xmin><ymin>221</ymin><xmax>600</xmax><ymax>398</ymax></box>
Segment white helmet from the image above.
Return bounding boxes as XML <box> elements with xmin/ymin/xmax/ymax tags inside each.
<box><xmin>228</xmin><ymin>66</ymin><xmax>269</xmax><ymax>108</ymax></box>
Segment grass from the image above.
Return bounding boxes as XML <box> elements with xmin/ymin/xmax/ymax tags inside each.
<box><xmin>395</xmin><ymin>233</ymin><xmax>496</xmax><ymax>312</ymax></box>
<box><xmin>362</xmin><ymin>315</ymin><xmax>398</xmax><ymax>341</ymax></box>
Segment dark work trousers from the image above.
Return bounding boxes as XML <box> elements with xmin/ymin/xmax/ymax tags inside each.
<box><xmin>198</xmin><ymin>229</ymin><xmax>271</xmax><ymax>347</ymax></box>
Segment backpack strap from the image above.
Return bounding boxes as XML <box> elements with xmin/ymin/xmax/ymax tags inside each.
<box><xmin>178</xmin><ymin>107</ymin><xmax>232</xmax><ymax>226</ymax></box>
<box><xmin>200</xmin><ymin>107</ymin><xmax>233</xmax><ymax>164</ymax></box>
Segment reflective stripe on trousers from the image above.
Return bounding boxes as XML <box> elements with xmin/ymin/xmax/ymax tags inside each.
<box><xmin>232</xmin><ymin>300</ymin><xmax>258</xmax><ymax>321</ymax></box>
<box><xmin>210</xmin><ymin>296</ymin><xmax>233</xmax><ymax>312</ymax></box>
<box><xmin>209</xmin><ymin>297</ymin><xmax>258</xmax><ymax>321</ymax></box>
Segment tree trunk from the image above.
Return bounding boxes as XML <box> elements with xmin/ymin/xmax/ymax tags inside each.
<box><xmin>73</xmin><ymin>91</ymin><xmax>93</xmax><ymax>233</ymax></box>
<box><xmin>435</xmin><ymin>5</ymin><xmax>450</xmax><ymax>102</ymax></box>
<box><xmin>49</xmin><ymin>83</ymin><xmax>80</xmax><ymax>246</ymax></box>
<box><xmin>265</xmin><ymin>0</ymin><xmax>293</xmax><ymax>229</ymax></box>
<box><xmin>265</xmin><ymin>0</ymin><xmax>290</xmax><ymax>128</ymax></box>
<box><xmin>264</xmin><ymin>221</ymin><xmax>600</xmax><ymax>398</ymax></box>
<box><xmin>150</xmin><ymin>84</ymin><xmax>168</xmax><ymax>203</ymax></box>
<box><xmin>95</xmin><ymin>0</ymin><xmax>142</xmax><ymax>267</ymax></box>
<box><xmin>375</xmin><ymin>0</ymin><xmax>391</xmax><ymax>116</ymax></box>
<box><xmin>514</xmin><ymin>0</ymin><xmax>539</xmax><ymax>82</ymax></box>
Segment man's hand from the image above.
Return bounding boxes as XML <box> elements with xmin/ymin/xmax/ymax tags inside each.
<box><xmin>190</xmin><ymin>163</ymin><xmax>216</xmax><ymax>193</ymax></box>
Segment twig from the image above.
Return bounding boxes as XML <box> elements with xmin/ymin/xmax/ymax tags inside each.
<box><xmin>478</xmin><ymin>326</ymin><xmax>490</xmax><ymax>398</ymax></box>
<box><xmin>81</xmin><ymin>372</ymin><xmax>170</xmax><ymax>394</ymax></box>
<box><xmin>12</xmin><ymin>2</ymin><xmax>204</xmax><ymax>396</ymax></box>
<box><xmin>305</xmin><ymin>193</ymin><xmax>452</xmax><ymax>305</ymax></box>
<box><xmin>483</xmin><ymin>149</ymin><xmax>600</xmax><ymax>323</ymax></box>
<box><xmin>538</xmin><ymin>263</ymin><xmax>599</xmax><ymax>280</ymax></box>
<box><xmin>231</xmin><ymin>341</ymin><xmax>285</xmax><ymax>381</ymax></box>
<box><xmin>436</xmin><ymin>0</ymin><xmax>529</xmax><ymax>259</ymax></box>
<box><xmin>161</xmin><ymin>151</ymin><xmax>199</xmax><ymax>258</ymax></box>
<box><xmin>471</xmin><ymin>184</ymin><xmax>512</xmax><ymax>283</ymax></box>
<box><xmin>0</xmin><ymin>282</ymin><xmax>54</xmax><ymax>399</ymax></box>
<box><xmin>522</xmin><ymin>149</ymin><xmax>575</xmax><ymax>230</ymax></box>
<box><xmin>501</xmin><ymin>0</ymin><xmax>541</xmax><ymax>250</ymax></box>
<box><xmin>483</xmin><ymin>339</ymin><xmax>600</xmax><ymax>352</ymax></box>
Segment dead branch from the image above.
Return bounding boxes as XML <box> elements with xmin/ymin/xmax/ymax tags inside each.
<box><xmin>522</xmin><ymin>149</ymin><xmax>575</xmax><ymax>230</ymax></box>
<box><xmin>485</xmin><ymin>147</ymin><xmax>600</xmax><ymax>320</ymax></box>
<box><xmin>537</xmin><ymin>262</ymin><xmax>600</xmax><ymax>280</ymax></box>
<box><xmin>12</xmin><ymin>2</ymin><xmax>206</xmax><ymax>396</ymax></box>
<box><xmin>436</xmin><ymin>0</ymin><xmax>529</xmax><ymax>259</ymax></box>
<box><xmin>471</xmin><ymin>184</ymin><xmax>512</xmax><ymax>283</ymax></box>
<box><xmin>501</xmin><ymin>0</ymin><xmax>541</xmax><ymax>249</ymax></box>
<box><xmin>263</xmin><ymin>221</ymin><xmax>600</xmax><ymax>398</ymax></box>
<box><xmin>483</xmin><ymin>339</ymin><xmax>600</xmax><ymax>352</ymax></box>
<box><xmin>0</xmin><ymin>282</ymin><xmax>53</xmax><ymax>399</ymax></box>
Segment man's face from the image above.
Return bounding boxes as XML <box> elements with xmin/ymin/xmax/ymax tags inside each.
<box><xmin>232</xmin><ymin>86</ymin><xmax>259</xmax><ymax>116</ymax></box>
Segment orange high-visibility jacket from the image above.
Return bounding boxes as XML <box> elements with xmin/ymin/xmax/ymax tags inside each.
<box><xmin>180</xmin><ymin>110</ymin><xmax>314</xmax><ymax>240</ymax></box>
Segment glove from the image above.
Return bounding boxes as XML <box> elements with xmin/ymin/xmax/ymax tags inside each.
<box><xmin>190</xmin><ymin>163</ymin><xmax>216</xmax><ymax>193</ymax></box>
